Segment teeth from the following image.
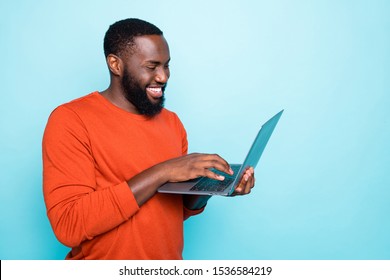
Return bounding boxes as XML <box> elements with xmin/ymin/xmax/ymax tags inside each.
<box><xmin>148</xmin><ymin>87</ymin><xmax>161</xmax><ymax>92</ymax></box>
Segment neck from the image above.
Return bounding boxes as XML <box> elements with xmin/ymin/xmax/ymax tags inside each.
<box><xmin>100</xmin><ymin>85</ymin><xmax>140</xmax><ymax>114</ymax></box>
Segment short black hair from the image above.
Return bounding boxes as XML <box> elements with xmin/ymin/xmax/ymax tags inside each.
<box><xmin>103</xmin><ymin>18</ymin><xmax>163</xmax><ymax>57</ymax></box>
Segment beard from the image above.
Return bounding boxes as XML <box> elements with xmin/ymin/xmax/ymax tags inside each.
<box><xmin>121</xmin><ymin>68</ymin><xmax>165</xmax><ymax>117</ymax></box>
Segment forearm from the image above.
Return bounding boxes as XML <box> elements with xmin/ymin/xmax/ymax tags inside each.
<box><xmin>127</xmin><ymin>162</ymin><xmax>170</xmax><ymax>206</ymax></box>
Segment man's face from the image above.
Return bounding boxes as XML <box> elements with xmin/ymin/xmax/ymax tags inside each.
<box><xmin>121</xmin><ymin>35</ymin><xmax>170</xmax><ymax>117</ymax></box>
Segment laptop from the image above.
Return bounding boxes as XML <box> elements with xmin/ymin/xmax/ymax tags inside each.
<box><xmin>158</xmin><ymin>109</ymin><xmax>284</xmax><ymax>196</ymax></box>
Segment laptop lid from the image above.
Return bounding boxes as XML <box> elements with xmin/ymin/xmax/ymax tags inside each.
<box><xmin>226</xmin><ymin>109</ymin><xmax>283</xmax><ymax>195</ymax></box>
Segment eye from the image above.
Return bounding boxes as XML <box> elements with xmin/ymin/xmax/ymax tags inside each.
<box><xmin>146</xmin><ymin>65</ymin><xmax>157</xmax><ymax>70</ymax></box>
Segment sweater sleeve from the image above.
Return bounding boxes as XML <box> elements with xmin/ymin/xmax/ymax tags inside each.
<box><xmin>183</xmin><ymin>206</ymin><xmax>205</xmax><ymax>220</ymax></box>
<box><xmin>42</xmin><ymin>106</ymin><xmax>139</xmax><ymax>248</ymax></box>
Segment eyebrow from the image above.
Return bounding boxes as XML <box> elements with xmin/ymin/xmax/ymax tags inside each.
<box><xmin>145</xmin><ymin>58</ymin><xmax>171</xmax><ymax>65</ymax></box>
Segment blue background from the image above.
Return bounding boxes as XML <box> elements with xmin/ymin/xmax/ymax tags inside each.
<box><xmin>1</xmin><ymin>0</ymin><xmax>389</xmax><ymax>260</ymax></box>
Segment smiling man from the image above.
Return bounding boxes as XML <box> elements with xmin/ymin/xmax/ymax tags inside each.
<box><xmin>42</xmin><ymin>18</ymin><xmax>255</xmax><ymax>260</ymax></box>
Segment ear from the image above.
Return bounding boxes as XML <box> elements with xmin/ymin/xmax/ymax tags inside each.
<box><xmin>106</xmin><ymin>54</ymin><xmax>123</xmax><ymax>76</ymax></box>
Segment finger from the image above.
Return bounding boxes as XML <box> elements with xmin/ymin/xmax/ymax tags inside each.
<box><xmin>244</xmin><ymin>174</ymin><xmax>254</xmax><ymax>193</ymax></box>
<box><xmin>234</xmin><ymin>170</ymin><xmax>254</xmax><ymax>195</ymax></box>
<box><xmin>233</xmin><ymin>175</ymin><xmax>247</xmax><ymax>194</ymax></box>
<box><xmin>240</xmin><ymin>172</ymin><xmax>251</xmax><ymax>194</ymax></box>
<box><xmin>244</xmin><ymin>168</ymin><xmax>255</xmax><ymax>191</ymax></box>
<box><xmin>201</xmin><ymin>154</ymin><xmax>233</xmax><ymax>175</ymax></box>
<box><xmin>248</xmin><ymin>168</ymin><xmax>255</xmax><ymax>189</ymax></box>
<box><xmin>203</xmin><ymin>168</ymin><xmax>225</xmax><ymax>181</ymax></box>
<box><xmin>248</xmin><ymin>167</ymin><xmax>254</xmax><ymax>176</ymax></box>
<box><xmin>184</xmin><ymin>153</ymin><xmax>228</xmax><ymax>177</ymax></box>
<box><xmin>233</xmin><ymin>178</ymin><xmax>244</xmax><ymax>194</ymax></box>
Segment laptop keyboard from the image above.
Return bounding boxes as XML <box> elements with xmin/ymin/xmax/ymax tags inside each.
<box><xmin>189</xmin><ymin>165</ymin><xmax>240</xmax><ymax>193</ymax></box>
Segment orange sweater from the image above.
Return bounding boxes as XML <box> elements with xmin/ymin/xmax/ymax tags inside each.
<box><xmin>42</xmin><ymin>92</ymin><xmax>203</xmax><ymax>259</ymax></box>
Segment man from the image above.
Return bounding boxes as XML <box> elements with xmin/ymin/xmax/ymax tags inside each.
<box><xmin>42</xmin><ymin>18</ymin><xmax>254</xmax><ymax>260</ymax></box>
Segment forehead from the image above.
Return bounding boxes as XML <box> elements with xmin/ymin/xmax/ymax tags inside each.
<box><xmin>130</xmin><ymin>35</ymin><xmax>170</xmax><ymax>61</ymax></box>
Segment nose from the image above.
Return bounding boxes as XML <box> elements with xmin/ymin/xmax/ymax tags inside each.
<box><xmin>155</xmin><ymin>67</ymin><xmax>170</xmax><ymax>84</ymax></box>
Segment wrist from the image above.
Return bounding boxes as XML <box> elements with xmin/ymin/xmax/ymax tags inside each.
<box><xmin>152</xmin><ymin>160</ymin><xmax>171</xmax><ymax>184</ymax></box>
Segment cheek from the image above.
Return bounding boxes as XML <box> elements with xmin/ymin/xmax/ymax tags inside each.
<box><xmin>138</xmin><ymin>71</ymin><xmax>156</xmax><ymax>85</ymax></box>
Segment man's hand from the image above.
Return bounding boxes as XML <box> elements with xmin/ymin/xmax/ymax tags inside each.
<box><xmin>164</xmin><ymin>153</ymin><xmax>234</xmax><ymax>182</ymax></box>
<box><xmin>164</xmin><ymin>153</ymin><xmax>255</xmax><ymax>195</ymax></box>
<box><xmin>232</xmin><ymin>167</ymin><xmax>255</xmax><ymax>195</ymax></box>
